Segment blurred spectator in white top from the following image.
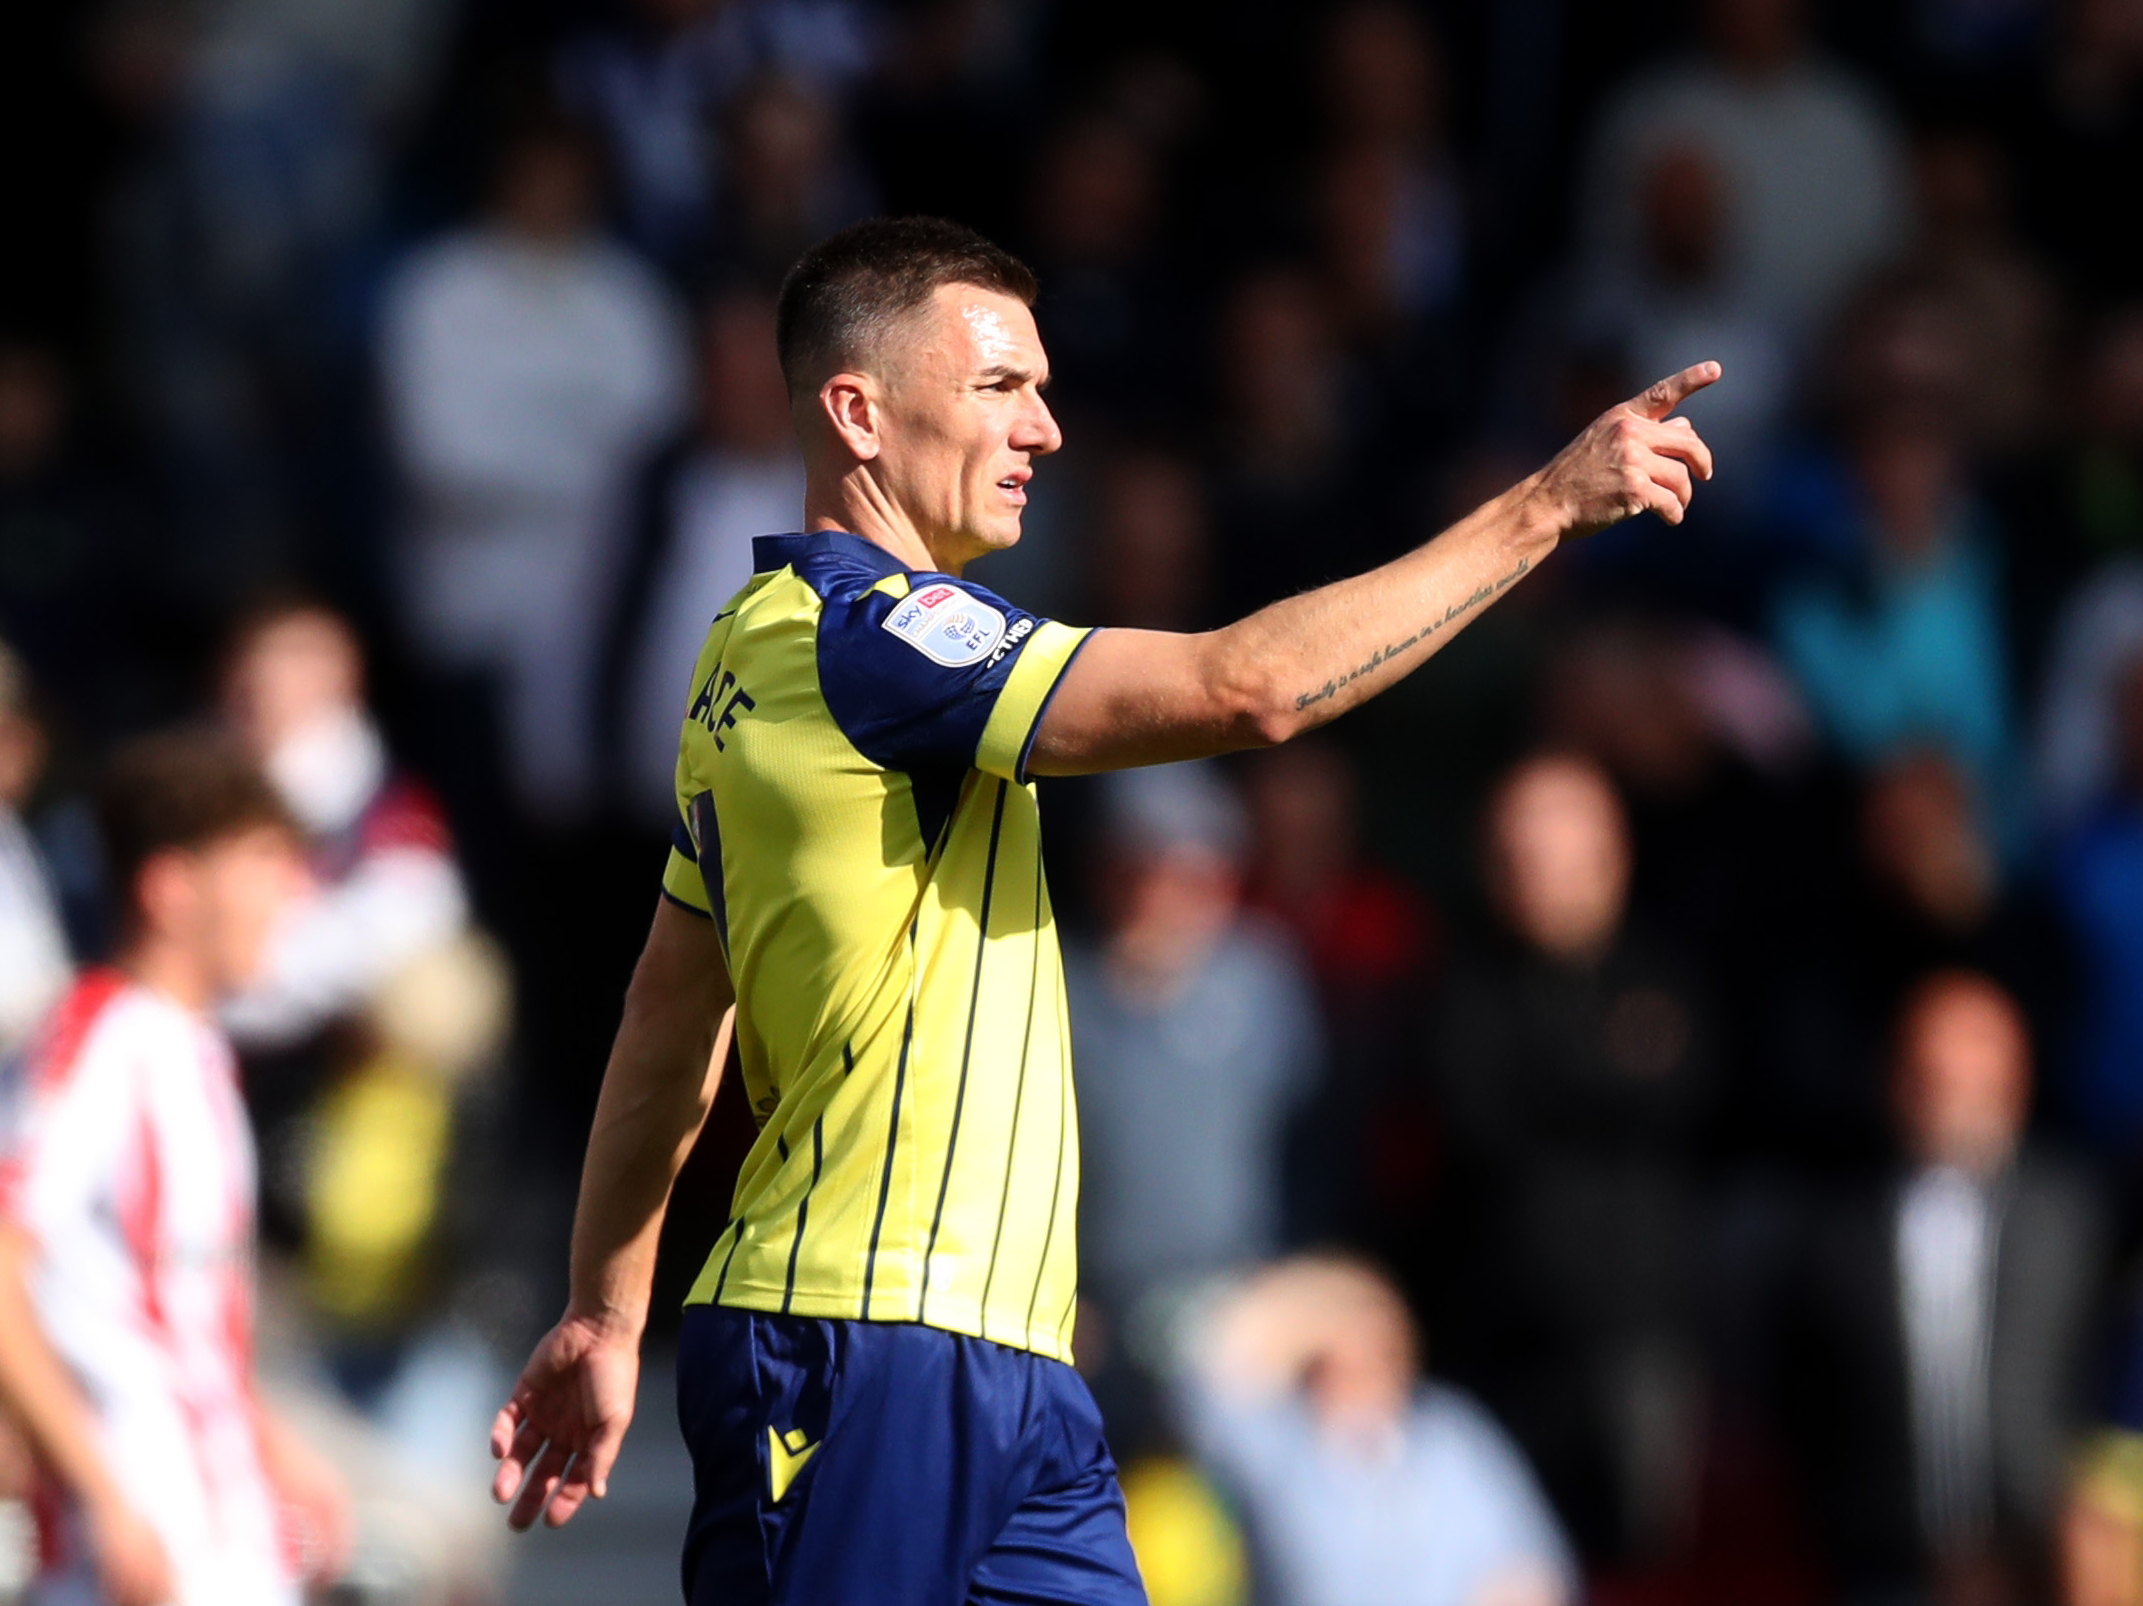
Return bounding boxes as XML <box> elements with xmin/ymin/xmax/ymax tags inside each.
<box><xmin>218</xmin><ymin>600</ymin><xmax>470</xmax><ymax>1048</ymax></box>
<box><xmin>379</xmin><ymin>109</ymin><xmax>688</xmax><ymax>825</ymax></box>
<box><xmin>555</xmin><ymin>0</ymin><xmax>877</xmax><ymax>281</ymax></box>
<box><xmin>1066</xmin><ymin>762</ymin><xmax>1323</xmax><ymax>1318</ymax></box>
<box><xmin>601</xmin><ymin>287</ymin><xmax>804</xmax><ymax>831</ymax></box>
<box><xmin>1579</xmin><ymin>0</ymin><xmax>1907</xmax><ymax>354</ymax></box>
<box><xmin>0</xmin><ymin>643</ymin><xmax>71</xmax><ymax>1055</ymax></box>
<box><xmin>1165</xmin><ymin>1257</ymin><xmax>1576</xmax><ymax>1606</ymax></box>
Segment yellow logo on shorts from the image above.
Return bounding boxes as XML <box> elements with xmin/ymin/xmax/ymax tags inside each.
<box><xmin>767</xmin><ymin>1426</ymin><xmax>820</xmax><ymax>1502</ymax></box>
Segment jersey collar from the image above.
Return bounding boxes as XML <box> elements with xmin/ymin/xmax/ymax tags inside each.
<box><xmin>752</xmin><ymin>530</ymin><xmax>910</xmax><ymax>580</ymax></box>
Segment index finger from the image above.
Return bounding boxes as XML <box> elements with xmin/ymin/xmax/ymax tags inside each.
<box><xmin>1628</xmin><ymin>361</ymin><xmax>1722</xmax><ymax>421</ymax></box>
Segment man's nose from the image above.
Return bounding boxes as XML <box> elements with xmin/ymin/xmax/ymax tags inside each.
<box><xmin>1015</xmin><ymin>394</ymin><xmax>1063</xmax><ymax>457</ymax></box>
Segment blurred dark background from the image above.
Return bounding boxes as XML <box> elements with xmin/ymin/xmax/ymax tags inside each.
<box><xmin>8</xmin><ymin>0</ymin><xmax>2143</xmax><ymax>1603</ymax></box>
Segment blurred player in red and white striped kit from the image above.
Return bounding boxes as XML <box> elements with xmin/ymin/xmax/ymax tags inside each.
<box><xmin>0</xmin><ymin>733</ymin><xmax>350</xmax><ymax>1606</ymax></box>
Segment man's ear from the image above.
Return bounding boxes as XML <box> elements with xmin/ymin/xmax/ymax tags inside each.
<box><xmin>819</xmin><ymin>372</ymin><xmax>883</xmax><ymax>462</ymax></box>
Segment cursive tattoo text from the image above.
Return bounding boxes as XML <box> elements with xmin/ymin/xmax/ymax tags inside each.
<box><xmin>1293</xmin><ymin>556</ymin><xmax>1531</xmax><ymax>711</ymax></box>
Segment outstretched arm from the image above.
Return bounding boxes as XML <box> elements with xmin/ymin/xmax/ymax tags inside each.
<box><xmin>1029</xmin><ymin>363</ymin><xmax>1719</xmax><ymax>774</ymax></box>
<box><xmin>491</xmin><ymin>897</ymin><xmax>735</xmax><ymax>1531</ymax></box>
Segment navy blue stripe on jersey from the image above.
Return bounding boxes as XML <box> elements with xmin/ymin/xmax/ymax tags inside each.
<box><xmin>687</xmin><ymin>791</ymin><xmax>729</xmax><ymax>946</ymax></box>
<box><xmin>860</xmin><ymin>998</ymin><xmax>914</xmax><ymax>1319</ymax></box>
<box><xmin>780</xmin><ymin>1115</ymin><xmax>825</xmax><ymax>1316</ymax></box>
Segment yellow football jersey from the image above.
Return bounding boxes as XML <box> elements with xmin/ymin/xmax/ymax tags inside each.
<box><xmin>662</xmin><ymin>530</ymin><xmax>1091</xmax><ymax>1361</ymax></box>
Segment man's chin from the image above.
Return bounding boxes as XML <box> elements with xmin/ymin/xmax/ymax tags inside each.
<box><xmin>965</xmin><ymin>518</ymin><xmax>1025</xmax><ymax>559</ymax></box>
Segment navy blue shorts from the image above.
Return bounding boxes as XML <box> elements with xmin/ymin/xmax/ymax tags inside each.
<box><xmin>675</xmin><ymin>1304</ymin><xmax>1148</xmax><ymax>1606</ymax></box>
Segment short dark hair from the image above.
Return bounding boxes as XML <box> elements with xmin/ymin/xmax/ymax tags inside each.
<box><xmin>97</xmin><ymin>730</ymin><xmax>296</xmax><ymax>917</ymax></box>
<box><xmin>775</xmin><ymin>216</ymin><xmax>1039</xmax><ymax>395</ymax></box>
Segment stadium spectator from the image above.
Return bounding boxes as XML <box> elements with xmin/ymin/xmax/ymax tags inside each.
<box><xmin>601</xmin><ymin>287</ymin><xmax>805</xmax><ymax>831</ymax></box>
<box><xmin>1022</xmin><ymin>111</ymin><xmax>1180</xmax><ymax>428</ymax></box>
<box><xmin>0</xmin><ymin>643</ymin><xmax>71</xmax><ymax>1055</ymax></box>
<box><xmin>1207</xmin><ymin>267</ymin><xmax>1386</xmax><ymax>614</ymax></box>
<box><xmin>2051</xmin><ymin>648</ymin><xmax>2143</xmax><ymax>1154</ymax></box>
<box><xmin>1432</xmin><ymin>752</ymin><xmax>1712</xmax><ymax>1564</ymax></box>
<box><xmin>556</xmin><ymin>0</ymin><xmax>878</xmax><ymax>281</ymax></box>
<box><xmin>1853</xmin><ymin>752</ymin><xmax>2071</xmax><ymax>1038</ymax></box>
<box><xmin>1241</xmin><ymin>738</ymin><xmax>1438</xmax><ymax>1245</ymax></box>
<box><xmin>1782</xmin><ymin>972</ymin><xmax>2105</xmax><ymax>1606</ymax></box>
<box><xmin>220</xmin><ymin>601</ymin><xmax>471</xmax><ymax>1050</ymax></box>
<box><xmin>709</xmin><ymin>71</ymin><xmax>875</xmax><ymax>288</ymax></box>
<box><xmin>378</xmin><ymin>106</ymin><xmax>688</xmax><ymax>828</ymax></box>
<box><xmin>1568</xmin><ymin>141</ymin><xmax>1791</xmax><ymax>519</ymax></box>
<box><xmin>1769</xmin><ymin>403</ymin><xmax>2019</xmax><ymax>840</ymax></box>
<box><xmin>0</xmin><ymin>732</ymin><xmax>351</xmax><ymax>1606</ymax></box>
<box><xmin>2037</xmin><ymin>561</ymin><xmax>2143</xmax><ymax>833</ymax></box>
<box><xmin>1313</xmin><ymin>3</ymin><xmax>1466</xmax><ymax>347</ymax></box>
<box><xmin>1578</xmin><ymin>0</ymin><xmax>1908</xmax><ymax>352</ymax></box>
<box><xmin>213</xmin><ymin>597</ymin><xmax>508</xmax><ymax>1377</ymax></box>
<box><xmin>1165</xmin><ymin>1256</ymin><xmax>1576</xmax><ymax>1606</ymax></box>
<box><xmin>1066</xmin><ymin>763</ymin><xmax>1324</xmax><ymax>1321</ymax></box>
<box><xmin>2059</xmin><ymin>1430</ymin><xmax>2143</xmax><ymax>1606</ymax></box>
<box><xmin>1900</xmin><ymin>129</ymin><xmax>2058</xmax><ymax>462</ymax></box>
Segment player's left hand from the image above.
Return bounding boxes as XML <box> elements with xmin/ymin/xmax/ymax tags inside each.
<box><xmin>491</xmin><ymin>1310</ymin><xmax>641</xmax><ymax>1531</ymax></box>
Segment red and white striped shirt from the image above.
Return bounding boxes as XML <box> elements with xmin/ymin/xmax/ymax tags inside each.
<box><xmin>0</xmin><ymin>971</ymin><xmax>295</xmax><ymax>1606</ymax></box>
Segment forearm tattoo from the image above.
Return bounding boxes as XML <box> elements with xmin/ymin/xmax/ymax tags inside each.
<box><xmin>1292</xmin><ymin>556</ymin><xmax>1531</xmax><ymax>711</ymax></box>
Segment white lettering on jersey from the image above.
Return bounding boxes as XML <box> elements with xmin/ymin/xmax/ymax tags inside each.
<box><xmin>882</xmin><ymin>584</ymin><xmax>1008</xmax><ymax>668</ymax></box>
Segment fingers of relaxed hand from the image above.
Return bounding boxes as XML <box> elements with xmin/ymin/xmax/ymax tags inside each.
<box><xmin>489</xmin><ymin>1398</ymin><xmax>525</xmax><ymax>1460</ymax></box>
<box><xmin>543</xmin><ymin>1455</ymin><xmax>597</xmax><ymax>1528</ymax></box>
<box><xmin>509</xmin><ymin>1442</ymin><xmax>573</xmax><ymax>1531</ymax></box>
<box><xmin>493</xmin><ymin>1415</ymin><xmax>552</xmax><ymax>1504</ymax></box>
<box><xmin>580</xmin><ymin>1419</ymin><xmax>625</xmax><ymax>1501</ymax></box>
<box><xmin>1631</xmin><ymin>360</ymin><xmax>1722</xmax><ymax>420</ymax></box>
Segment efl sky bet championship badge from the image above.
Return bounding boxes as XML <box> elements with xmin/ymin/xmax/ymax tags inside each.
<box><xmin>882</xmin><ymin>583</ymin><xmax>1007</xmax><ymax>667</ymax></box>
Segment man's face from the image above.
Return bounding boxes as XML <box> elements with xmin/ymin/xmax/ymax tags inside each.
<box><xmin>1895</xmin><ymin>980</ymin><xmax>2030</xmax><ymax>1175</ymax></box>
<box><xmin>150</xmin><ymin>826</ymin><xmax>309</xmax><ymax>999</ymax></box>
<box><xmin>873</xmin><ymin>285</ymin><xmax>1061</xmax><ymax>568</ymax></box>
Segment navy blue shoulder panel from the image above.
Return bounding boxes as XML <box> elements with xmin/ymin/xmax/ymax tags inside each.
<box><xmin>754</xmin><ymin>530</ymin><xmax>906</xmax><ymax>594</ymax></box>
<box><xmin>812</xmin><ymin>564</ymin><xmax>1051</xmax><ymax>776</ymax></box>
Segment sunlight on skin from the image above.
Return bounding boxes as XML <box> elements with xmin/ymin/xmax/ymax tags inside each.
<box><xmin>960</xmin><ymin>301</ymin><xmax>1018</xmax><ymax>369</ymax></box>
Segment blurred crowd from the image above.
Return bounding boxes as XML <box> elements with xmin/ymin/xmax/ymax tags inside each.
<box><xmin>8</xmin><ymin>0</ymin><xmax>2143</xmax><ymax>1602</ymax></box>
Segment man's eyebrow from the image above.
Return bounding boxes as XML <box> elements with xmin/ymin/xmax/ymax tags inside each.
<box><xmin>975</xmin><ymin>363</ymin><xmax>1050</xmax><ymax>389</ymax></box>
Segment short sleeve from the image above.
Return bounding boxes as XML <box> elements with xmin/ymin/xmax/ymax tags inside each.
<box><xmin>815</xmin><ymin>575</ymin><xmax>1091</xmax><ymax>782</ymax></box>
<box><xmin>0</xmin><ymin>1028</ymin><xmax>129</xmax><ymax>1240</ymax></box>
<box><xmin>662</xmin><ymin>820</ymin><xmax>713</xmax><ymax>918</ymax></box>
